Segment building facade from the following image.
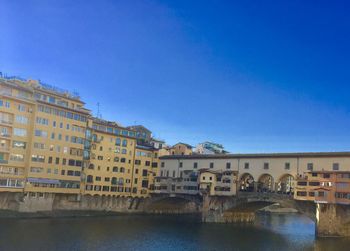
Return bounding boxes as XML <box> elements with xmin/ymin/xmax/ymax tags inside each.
<box><xmin>0</xmin><ymin>76</ymin><xmax>160</xmax><ymax>199</ymax></box>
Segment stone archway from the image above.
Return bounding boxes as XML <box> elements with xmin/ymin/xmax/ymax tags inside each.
<box><xmin>257</xmin><ymin>174</ymin><xmax>274</xmax><ymax>192</ymax></box>
<box><xmin>239</xmin><ymin>173</ymin><xmax>255</xmax><ymax>192</ymax></box>
<box><xmin>277</xmin><ymin>174</ymin><xmax>294</xmax><ymax>194</ymax></box>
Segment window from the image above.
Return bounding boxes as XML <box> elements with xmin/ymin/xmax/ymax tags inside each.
<box><xmin>145</xmin><ymin>161</ymin><xmax>150</xmax><ymax>166</ymax></box>
<box><xmin>10</xmin><ymin>154</ymin><xmax>24</xmax><ymax>162</ymax></box>
<box><xmin>122</xmin><ymin>139</ymin><xmax>127</xmax><ymax>147</ymax></box>
<box><xmin>307</xmin><ymin>163</ymin><xmax>313</xmax><ymax>171</ymax></box>
<box><xmin>333</xmin><ymin>163</ymin><xmax>339</xmax><ymax>171</ymax></box>
<box><xmin>34</xmin><ymin>142</ymin><xmax>45</xmax><ymax>149</ymax></box>
<box><xmin>179</xmin><ymin>162</ymin><xmax>183</xmax><ymax>168</ymax></box>
<box><xmin>142</xmin><ymin>169</ymin><xmax>148</xmax><ymax>177</ymax></box>
<box><xmin>194</xmin><ymin>162</ymin><xmax>198</xmax><ymax>169</ymax></box>
<box><xmin>35</xmin><ymin>130</ymin><xmax>47</xmax><ymax>138</ymax></box>
<box><xmin>12</xmin><ymin>141</ymin><xmax>26</xmax><ymax>149</ymax></box>
<box><xmin>244</xmin><ymin>163</ymin><xmax>249</xmax><ymax>169</ymax></box>
<box><xmin>48</xmin><ymin>157</ymin><xmax>53</xmax><ymax>164</ymax></box>
<box><xmin>161</xmin><ymin>162</ymin><xmax>165</xmax><ymax>168</ymax></box>
<box><xmin>14</xmin><ymin>128</ymin><xmax>27</xmax><ymax>137</ymax></box>
<box><xmin>115</xmin><ymin>138</ymin><xmax>121</xmax><ymax>146</ymax></box>
<box><xmin>263</xmin><ymin>163</ymin><xmax>269</xmax><ymax>170</ymax></box>
<box><xmin>282</xmin><ymin>162</ymin><xmax>290</xmax><ymax>170</ymax></box>
<box><xmin>51</xmin><ymin>133</ymin><xmax>55</xmax><ymax>139</ymax></box>
<box><xmin>31</xmin><ymin>155</ymin><xmax>45</xmax><ymax>162</ymax></box>
<box><xmin>36</xmin><ymin>117</ymin><xmax>48</xmax><ymax>125</ymax></box>
<box><xmin>226</xmin><ymin>162</ymin><xmax>231</xmax><ymax>169</ymax></box>
<box><xmin>173</xmin><ymin>170</ymin><xmax>176</xmax><ymax>177</ymax></box>
<box><xmin>210</xmin><ymin>162</ymin><xmax>214</xmax><ymax>169</ymax></box>
<box><xmin>15</xmin><ymin>115</ymin><xmax>28</xmax><ymax>124</ymax></box>
<box><xmin>17</xmin><ymin>104</ymin><xmax>26</xmax><ymax>112</ymax></box>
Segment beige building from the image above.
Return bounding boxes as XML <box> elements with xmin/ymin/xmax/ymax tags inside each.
<box><xmin>199</xmin><ymin>169</ymin><xmax>237</xmax><ymax>196</ymax></box>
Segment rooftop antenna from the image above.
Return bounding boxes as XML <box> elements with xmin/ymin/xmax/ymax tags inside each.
<box><xmin>97</xmin><ymin>102</ymin><xmax>102</xmax><ymax>119</ymax></box>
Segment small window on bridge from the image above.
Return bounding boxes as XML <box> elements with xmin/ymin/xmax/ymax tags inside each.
<box><xmin>333</xmin><ymin>163</ymin><xmax>339</xmax><ymax>171</ymax></box>
<box><xmin>263</xmin><ymin>163</ymin><xmax>269</xmax><ymax>170</ymax></box>
<box><xmin>297</xmin><ymin>181</ymin><xmax>307</xmax><ymax>186</ymax></box>
<box><xmin>285</xmin><ymin>162</ymin><xmax>290</xmax><ymax>170</ymax></box>
<box><xmin>194</xmin><ymin>162</ymin><xmax>198</xmax><ymax>168</ymax></box>
<box><xmin>297</xmin><ymin>191</ymin><xmax>307</xmax><ymax>196</ymax></box>
<box><xmin>307</xmin><ymin>163</ymin><xmax>313</xmax><ymax>171</ymax></box>
<box><xmin>309</xmin><ymin>181</ymin><xmax>320</xmax><ymax>186</ymax></box>
<box><xmin>244</xmin><ymin>163</ymin><xmax>249</xmax><ymax>169</ymax></box>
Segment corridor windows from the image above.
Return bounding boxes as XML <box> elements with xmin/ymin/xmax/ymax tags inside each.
<box><xmin>285</xmin><ymin>162</ymin><xmax>290</xmax><ymax>170</ymax></box>
<box><xmin>210</xmin><ymin>162</ymin><xmax>214</xmax><ymax>169</ymax></box>
<box><xmin>244</xmin><ymin>163</ymin><xmax>249</xmax><ymax>169</ymax></box>
<box><xmin>193</xmin><ymin>162</ymin><xmax>198</xmax><ymax>169</ymax></box>
<box><xmin>15</xmin><ymin>115</ymin><xmax>28</xmax><ymax>124</ymax></box>
<box><xmin>179</xmin><ymin>162</ymin><xmax>183</xmax><ymax>168</ymax></box>
<box><xmin>12</xmin><ymin>141</ymin><xmax>26</xmax><ymax>149</ymax></box>
<box><xmin>226</xmin><ymin>162</ymin><xmax>231</xmax><ymax>169</ymax></box>
<box><xmin>307</xmin><ymin>163</ymin><xmax>313</xmax><ymax>171</ymax></box>
<box><xmin>14</xmin><ymin>128</ymin><xmax>27</xmax><ymax>137</ymax></box>
<box><xmin>333</xmin><ymin>163</ymin><xmax>339</xmax><ymax>171</ymax></box>
<box><xmin>263</xmin><ymin>163</ymin><xmax>269</xmax><ymax>170</ymax></box>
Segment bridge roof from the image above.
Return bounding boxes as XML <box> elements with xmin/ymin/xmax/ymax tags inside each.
<box><xmin>160</xmin><ymin>151</ymin><xmax>350</xmax><ymax>160</ymax></box>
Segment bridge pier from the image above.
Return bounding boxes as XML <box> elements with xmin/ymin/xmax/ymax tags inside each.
<box><xmin>316</xmin><ymin>203</ymin><xmax>350</xmax><ymax>237</ymax></box>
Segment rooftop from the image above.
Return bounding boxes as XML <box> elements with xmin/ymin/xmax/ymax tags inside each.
<box><xmin>160</xmin><ymin>151</ymin><xmax>350</xmax><ymax>159</ymax></box>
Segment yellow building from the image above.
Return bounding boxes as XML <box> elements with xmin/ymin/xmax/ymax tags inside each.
<box><xmin>133</xmin><ymin>145</ymin><xmax>159</xmax><ymax>197</ymax></box>
<box><xmin>0</xmin><ymin>78</ymin><xmax>34</xmax><ymax>193</ymax></box>
<box><xmin>0</xmin><ymin>77</ymin><xmax>91</xmax><ymax>197</ymax></box>
<box><xmin>82</xmin><ymin>118</ymin><xmax>137</xmax><ymax>197</ymax></box>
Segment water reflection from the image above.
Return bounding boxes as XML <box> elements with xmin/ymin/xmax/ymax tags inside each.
<box><xmin>0</xmin><ymin>214</ymin><xmax>349</xmax><ymax>251</ymax></box>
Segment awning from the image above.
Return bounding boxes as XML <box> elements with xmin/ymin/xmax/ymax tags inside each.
<box><xmin>27</xmin><ymin>178</ymin><xmax>60</xmax><ymax>185</ymax></box>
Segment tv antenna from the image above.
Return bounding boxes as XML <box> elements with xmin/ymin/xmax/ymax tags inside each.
<box><xmin>96</xmin><ymin>102</ymin><xmax>102</xmax><ymax>119</ymax></box>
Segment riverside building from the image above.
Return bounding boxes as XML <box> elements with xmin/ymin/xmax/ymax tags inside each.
<box><xmin>0</xmin><ymin>75</ymin><xmax>160</xmax><ymax>199</ymax></box>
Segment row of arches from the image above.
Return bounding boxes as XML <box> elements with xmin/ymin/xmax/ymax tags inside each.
<box><xmin>240</xmin><ymin>173</ymin><xmax>294</xmax><ymax>194</ymax></box>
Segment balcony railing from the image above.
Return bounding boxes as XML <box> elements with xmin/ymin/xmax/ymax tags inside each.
<box><xmin>0</xmin><ymin>120</ymin><xmax>13</xmax><ymax>125</ymax></box>
<box><xmin>0</xmin><ymin>133</ymin><xmax>11</xmax><ymax>138</ymax></box>
<box><xmin>0</xmin><ymin>159</ymin><xmax>9</xmax><ymax>164</ymax></box>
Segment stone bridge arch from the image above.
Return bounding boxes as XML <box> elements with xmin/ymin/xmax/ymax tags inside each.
<box><xmin>146</xmin><ymin>194</ymin><xmax>202</xmax><ymax>214</ymax></box>
<box><xmin>239</xmin><ymin>173</ymin><xmax>255</xmax><ymax>192</ymax></box>
<box><xmin>257</xmin><ymin>174</ymin><xmax>274</xmax><ymax>192</ymax></box>
<box><xmin>276</xmin><ymin>174</ymin><xmax>294</xmax><ymax>194</ymax></box>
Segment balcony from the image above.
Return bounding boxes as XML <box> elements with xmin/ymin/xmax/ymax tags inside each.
<box><xmin>0</xmin><ymin>159</ymin><xmax>9</xmax><ymax>164</ymax></box>
<box><xmin>0</xmin><ymin>133</ymin><xmax>11</xmax><ymax>138</ymax></box>
<box><xmin>0</xmin><ymin>120</ymin><xmax>13</xmax><ymax>126</ymax></box>
<box><xmin>0</xmin><ymin>147</ymin><xmax>9</xmax><ymax>152</ymax></box>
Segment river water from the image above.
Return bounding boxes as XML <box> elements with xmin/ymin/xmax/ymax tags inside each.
<box><xmin>0</xmin><ymin>213</ymin><xmax>349</xmax><ymax>251</ymax></box>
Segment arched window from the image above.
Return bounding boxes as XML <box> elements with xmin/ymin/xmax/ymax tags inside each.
<box><xmin>113</xmin><ymin>166</ymin><xmax>118</xmax><ymax>172</ymax></box>
<box><xmin>88</xmin><ymin>164</ymin><xmax>94</xmax><ymax>170</ymax></box>
<box><xmin>87</xmin><ymin>175</ymin><xmax>93</xmax><ymax>183</ymax></box>
<box><xmin>120</xmin><ymin>167</ymin><xmax>125</xmax><ymax>173</ymax></box>
<box><xmin>111</xmin><ymin>177</ymin><xmax>118</xmax><ymax>185</ymax></box>
<box><xmin>115</xmin><ymin>138</ymin><xmax>121</xmax><ymax>146</ymax></box>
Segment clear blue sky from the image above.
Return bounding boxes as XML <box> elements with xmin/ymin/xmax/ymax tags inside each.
<box><xmin>1</xmin><ymin>0</ymin><xmax>350</xmax><ymax>153</ymax></box>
